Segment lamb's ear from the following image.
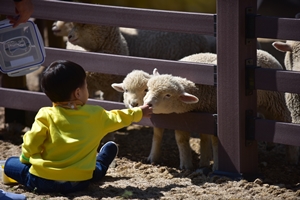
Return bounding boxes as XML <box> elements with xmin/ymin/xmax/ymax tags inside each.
<box><xmin>179</xmin><ymin>92</ymin><xmax>199</xmax><ymax>104</ymax></box>
<box><xmin>153</xmin><ymin>68</ymin><xmax>160</xmax><ymax>76</ymax></box>
<box><xmin>272</xmin><ymin>42</ymin><xmax>293</xmax><ymax>52</ymax></box>
<box><xmin>111</xmin><ymin>83</ymin><xmax>124</xmax><ymax>92</ymax></box>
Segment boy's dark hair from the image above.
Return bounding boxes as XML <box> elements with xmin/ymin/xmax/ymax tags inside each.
<box><xmin>41</xmin><ymin>60</ymin><xmax>86</xmax><ymax>102</ymax></box>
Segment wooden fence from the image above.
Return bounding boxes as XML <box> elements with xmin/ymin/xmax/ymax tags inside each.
<box><xmin>0</xmin><ymin>0</ymin><xmax>300</xmax><ymax>179</ymax></box>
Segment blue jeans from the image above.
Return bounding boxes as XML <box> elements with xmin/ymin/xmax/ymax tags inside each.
<box><xmin>4</xmin><ymin>157</ymin><xmax>108</xmax><ymax>194</ymax></box>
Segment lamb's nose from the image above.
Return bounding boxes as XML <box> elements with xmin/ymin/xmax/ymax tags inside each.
<box><xmin>131</xmin><ymin>102</ymin><xmax>138</xmax><ymax>107</ymax></box>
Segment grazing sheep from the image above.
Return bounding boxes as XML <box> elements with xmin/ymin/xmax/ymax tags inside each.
<box><xmin>67</xmin><ymin>22</ymin><xmax>129</xmax><ymax>101</ymax></box>
<box><xmin>120</xmin><ymin>27</ymin><xmax>216</xmax><ymax>60</ymax></box>
<box><xmin>273</xmin><ymin>40</ymin><xmax>300</xmax><ymax>164</ymax></box>
<box><xmin>143</xmin><ymin>49</ymin><xmax>296</xmax><ymax>171</ymax></box>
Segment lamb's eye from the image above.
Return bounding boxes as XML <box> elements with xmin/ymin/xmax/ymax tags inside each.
<box><xmin>165</xmin><ymin>94</ymin><xmax>171</xmax><ymax>98</ymax></box>
<box><xmin>144</xmin><ymin>88</ymin><xmax>148</xmax><ymax>92</ymax></box>
<box><xmin>125</xmin><ymin>89</ymin><xmax>128</xmax><ymax>93</ymax></box>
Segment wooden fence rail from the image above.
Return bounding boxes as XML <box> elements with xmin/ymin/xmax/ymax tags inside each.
<box><xmin>0</xmin><ymin>0</ymin><xmax>299</xmax><ymax>178</ymax></box>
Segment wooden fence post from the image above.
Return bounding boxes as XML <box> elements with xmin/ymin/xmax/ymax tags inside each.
<box><xmin>215</xmin><ymin>0</ymin><xmax>259</xmax><ymax>179</ymax></box>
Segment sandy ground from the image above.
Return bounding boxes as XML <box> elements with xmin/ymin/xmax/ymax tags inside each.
<box><xmin>0</xmin><ymin>107</ymin><xmax>300</xmax><ymax>200</ymax></box>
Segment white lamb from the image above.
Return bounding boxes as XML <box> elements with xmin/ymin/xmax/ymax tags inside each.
<box><xmin>120</xmin><ymin>27</ymin><xmax>216</xmax><ymax>60</ymax></box>
<box><xmin>273</xmin><ymin>40</ymin><xmax>300</xmax><ymax>164</ymax></box>
<box><xmin>143</xmin><ymin>49</ymin><xmax>297</xmax><ymax>171</ymax></box>
<box><xmin>111</xmin><ymin>70</ymin><xmax>184</xmax><ymax>168</ymax></box>
<box><xmin>67</xmin><ymin>22</ymin><xmax>129</xmax><ymax>101</ymax></box>
<box><xmin>272</xmin><ymin>40</ymin><xmax>300</xmax><ymax>122</ymax></box>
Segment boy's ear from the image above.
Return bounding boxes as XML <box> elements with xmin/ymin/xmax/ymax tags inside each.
<box><xmin>74</xmin><ymin>87</ymin><xmax>81</xmax><ymax>99</ymax></box>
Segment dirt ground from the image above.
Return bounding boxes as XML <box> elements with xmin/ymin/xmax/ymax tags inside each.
<box><xmin>0</xmin><ymin>107</ymin><xmax>300</xmax><ymax>200</ymax></box>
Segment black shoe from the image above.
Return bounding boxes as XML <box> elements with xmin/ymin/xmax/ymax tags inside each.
<box><xmin>97</xmin><ymin>141</ymin><xmax>119</xmax><ymax>168</ymax></box>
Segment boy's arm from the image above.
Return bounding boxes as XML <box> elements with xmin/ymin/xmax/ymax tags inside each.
<box><xmin>101</xmin><ymin>105</ymin><xmax>152</xmax><ymax>133</ymax></box>
<box><xmin>102</xmin><ymin>107</ymin><xmax>143</xmax><ymax>133</ymax></box>
<box><xmin>20</xmin><ymin>109</ymin><xmax>49</xmax><ymax>163</ymax></box>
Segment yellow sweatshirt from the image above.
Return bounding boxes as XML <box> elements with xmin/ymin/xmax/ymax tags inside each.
<box><xmin>20</xmin><ymin>104</ymin><xmax>142</xmax><ymax>181</ymax></box>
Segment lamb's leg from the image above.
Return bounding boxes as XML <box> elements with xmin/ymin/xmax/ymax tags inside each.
<box><xmin>286</xmin><ymin>146</ymin><xmax>299</xmax><ymax>165</ymax></box>
<box><xmin>211</xmin><ymin>135</ymin><xmax>219</xmax><ymax>171</ymax></box>
<box><xmin>147</xmin><ymin>127</ymin><xmax>164</xmax><ymax>164</ymax></box>
<box><xmin>286</xmin><ymin>93</ymin><xmax>300</xmax><ymax>165</ymax></box>
<box><xmin>175</xmin><ymin>130</ymin><xmax>193</xmax><ymax>169</ymax></box>
<box><xmin>258</xmin><ymin>91</ymin><xmax>299</xmax><ymax>165</ymax></box>
<box><xmin>199</xmin><ymin>133</ymin><xmax>212</xmax><ymax>168</ymax></box>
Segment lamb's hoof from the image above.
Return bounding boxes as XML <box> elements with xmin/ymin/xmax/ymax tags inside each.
<box><xmin>143</xmin><ymin>157</ymin><xmax>156</xmax><ymax>165</ymax></box>
<box><xmin>146</xmin><ymin>155</ymin><xmax>161</xmax><ymax>165</ymax></box>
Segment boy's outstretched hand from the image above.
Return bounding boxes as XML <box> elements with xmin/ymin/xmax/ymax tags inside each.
<box><xmin>140</xmin><ymin>104</ymin><xmax>152</xmax><ymax>118</ymax></box>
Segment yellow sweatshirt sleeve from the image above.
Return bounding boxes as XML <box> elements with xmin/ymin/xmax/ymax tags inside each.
<box><xmin>20</xmin><ymin>108</ymin><xmax>49</xmax><ymax>164</ymax></box>
<box><xmin>102</xmin><ymin>107</ymin><xmax>143</xmax><ymax>133</ymax></box>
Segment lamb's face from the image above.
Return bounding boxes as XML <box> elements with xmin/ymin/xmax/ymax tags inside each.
<box><xmin>111</xmin><ymin>70</ymin><xmax>151</xmax><ymax>108</ymax></box>
<box><xmin>68</xmin><ymin>23</ymin><xmax>85</xmax><ymax>46</ymax></box>
<box><xmin>273</xmin><ymin>41</ymin><xmax>300</xmax><ymax>71</ymax></box>
<box><xmin>286</xmin><ymin>41</ymin><xmax>300</xmax><ymax>70</ymax></box>
<box><xmin>68</xmin><ymin>23</ymin><xmax>107</xmax><ymax>51</ymax></box>
<box><xmin>123</xmin><ymin>83</ymin><xmax>148</xmax><ymax>108</ymax></box>
<box><xmin>52</xmin><ymin>21</ymin><xmax>73</xmax><ymax>37</ymax></box>
<box><xmin>144</xmin><ymin>75</ymin><xmax>199</xmax><ymax>114</ymax></box>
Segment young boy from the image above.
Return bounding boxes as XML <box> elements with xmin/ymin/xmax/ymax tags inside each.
<box><xmin>4</xmin><ymin>60</ymin><xmax>152</xmax><ymax>194</ymax></box>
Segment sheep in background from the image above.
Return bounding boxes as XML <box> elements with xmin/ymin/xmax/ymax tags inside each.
<box><xmin>52</xmin><ymin>21</ymin><xmax>73</xmax><ymax>37</ymax></box>
<box><xmin>52</xmin><ymin>21</ymin><xmax>86</xmax><ymax>51</ymax></box>
<box><xmin>143</xmin><ymin>49</ymin><xmax>297</xmax><ymax>171</ymax></box>
<box><xmin>52</xmin><ymin>22</ymin><xmax>216</xmax><ymax>59</ymax></box>
<box><xmin>68</xmin><ymin>23</ymin><xmax>128</xmax><ymax>55</ymax></box>
<box><xmin>67</xmin><ymin>22</ymin><xmax>129</xmax><ymax>101</ymax></box>
<box><xmin>273</xmin><ymin>40</ymin><xmax>300</xmax><ymax>164</ymax></box>
<box><xmin>52</xmin><ymin>21</ymin><xmax>216</xmax><ymax>58</ymax></box>
<box><xmin>120</xmin><ymin>27</ymin><xmax>216</xmax><ymax>60</ymax></box>
<box><xmin>120</xmin><ymin>28</ymin><xmax>264</xmax><ymax>60</ymax></box>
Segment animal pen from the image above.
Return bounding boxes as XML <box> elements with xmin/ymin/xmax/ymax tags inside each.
<box><xmin>0</xmin><ymin>0</ymin><xmax>299</xmax><ymax>179</ymax></box>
